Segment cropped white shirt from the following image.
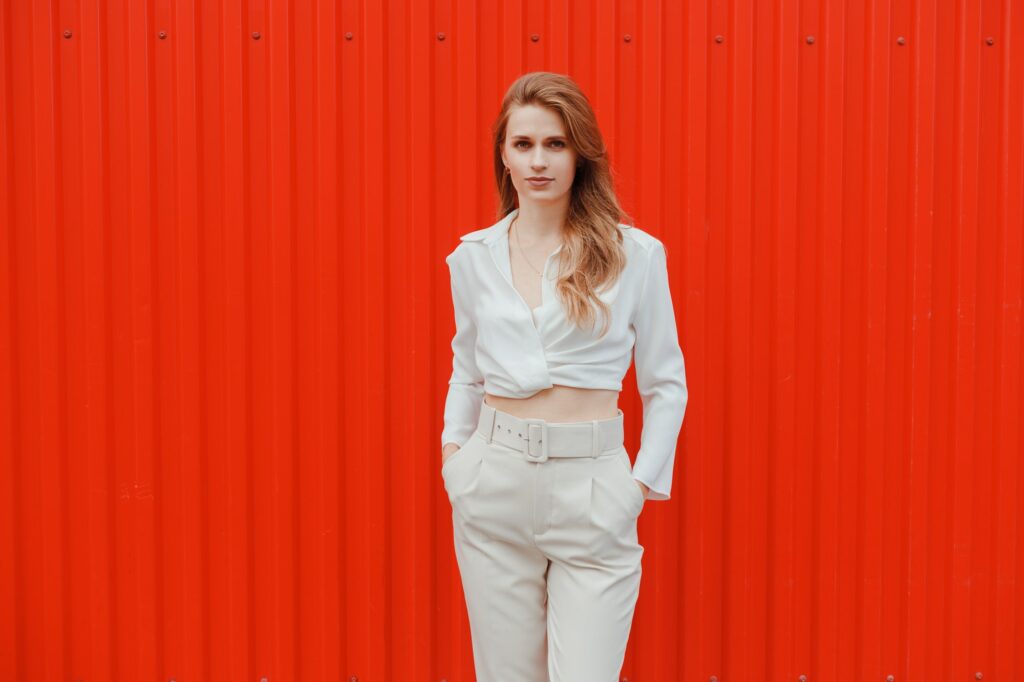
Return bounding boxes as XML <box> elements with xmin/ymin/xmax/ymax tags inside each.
<box><xmin>441</xmin><ymin>207</ymin><xmax>688</xmax><ymax>501</ymax></box>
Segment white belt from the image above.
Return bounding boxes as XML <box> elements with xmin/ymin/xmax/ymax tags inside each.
<box><xmin>475</xmin><ymin>401</ymin><xmax>625</xmax><ymax>463</ymax></box>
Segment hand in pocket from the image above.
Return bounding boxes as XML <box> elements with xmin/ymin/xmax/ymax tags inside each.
<box><xmin>441</xmin><ymin>443</ymin><xmax>461</xmax><ymax>467</ymax></box>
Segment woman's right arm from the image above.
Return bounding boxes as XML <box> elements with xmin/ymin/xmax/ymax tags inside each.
<box><xmin>441</xmin><ymin>248</ymin><xmax>485</xmax><ymax>460</ymax></box>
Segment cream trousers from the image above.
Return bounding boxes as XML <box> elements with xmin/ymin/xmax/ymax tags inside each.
<box><xmin>442</xmin><ymin>404</ymin><xmax>645</xmax><ymax>681</ymax></box>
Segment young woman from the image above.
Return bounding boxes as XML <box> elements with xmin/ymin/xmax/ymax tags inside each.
<box><xmin>440</xmin><ymin>71</ymin><xmax>688</xmax><ymax>681</ymax></box>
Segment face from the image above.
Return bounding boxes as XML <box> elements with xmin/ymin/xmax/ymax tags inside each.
<box><xmin>501</xmin><ymin>104</ymin><xmax>580</xmax><ymax>205</ymax></box>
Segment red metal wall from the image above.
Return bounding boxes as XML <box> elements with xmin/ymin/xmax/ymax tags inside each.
<box><xmin>1</xmin><ymin>0</ymin><xmax>1022</xmax><ymax>680</ymax></box>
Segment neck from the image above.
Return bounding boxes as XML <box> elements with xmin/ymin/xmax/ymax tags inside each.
<box><xmin>513</xmin><ymin>201</ymin><xmax>568</xmax><ymax>244</ymax></box>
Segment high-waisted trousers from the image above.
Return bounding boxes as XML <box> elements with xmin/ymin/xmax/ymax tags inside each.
<box><xmin>442</xmin><ymin>401</ymin><xmax>645</xmax><ymax>682</ymax></box>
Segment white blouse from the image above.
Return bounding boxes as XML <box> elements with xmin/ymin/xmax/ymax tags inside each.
<box><xmin>441</xmin><ymin>207</ymin><xmax>688</xmax><ymax>501</ymax></box>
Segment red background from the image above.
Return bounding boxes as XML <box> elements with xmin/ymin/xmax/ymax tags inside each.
<box><xmin>1</xmin><ymin>0</ymin><xmax>1022</xmax><ymax>680</ymax></box>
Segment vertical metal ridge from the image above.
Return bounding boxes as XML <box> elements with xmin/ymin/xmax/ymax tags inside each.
<box><xmin>0</xmin><ymin>0</ymin><xmax>17</xmax><ymax>676</ymax></box>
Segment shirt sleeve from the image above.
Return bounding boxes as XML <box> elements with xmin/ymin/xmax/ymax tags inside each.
<box><xmin>630</xmin><ymin>240</ymin><xmax>688</xmax><ymax>500</ymax></box>
<box><xmin>441</xmin><ymin>248</ymin><xmax>485</xmax><ymax>448</ymax></box>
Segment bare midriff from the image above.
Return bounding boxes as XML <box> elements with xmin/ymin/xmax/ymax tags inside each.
<box><xmin>484</xmin><ymin>384</ymin><xmax>620</xmax><ymax>423</ymax></box>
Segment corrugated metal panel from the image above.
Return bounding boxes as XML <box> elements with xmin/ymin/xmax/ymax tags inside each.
<box><xmin>0</xmin><ymin>0</ymin><xmax>1021</xmax><ymax>680</ymax></box>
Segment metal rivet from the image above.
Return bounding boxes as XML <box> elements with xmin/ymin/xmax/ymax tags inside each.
<box><xmin>714</xmin><ymin>35</ymin><xmax>724</xmax><ymax>43</ymax></box>
<box><xmin>158</xmin><ymin>31</ymin><xmax>167</xmax><ymax>39</ymax></box>
<box><xmin>985</xmin><ymin>36</ymin><xmax>994</xmax><ymax>45</ymax></box>
<box><xmin>63</xmin><ymin>30</ymin><xmax>72</xmax><ymax>38</ymax></box>
<box><xmin>806</xmin><ymin>35</ymin><xmax>815</xmax><ymax>44</ymax></box>
<box><xmin>252</xmin><ymin>31</ymin><xmax>261</xmax><ymax>40</ymax></box>
<box><xmin>897</xmin><ymin>36</ymin><xmax>906</xmax><ymax>45</ymax></box>
<box><xmin>437</xmin><ymin>32</ymin><xmax>446</xmax><ymax>41</ymax></box>
<box><xmin>530</xmin><ymin>34</ymin><xmax>540</xmax><ymax>42</ymax></box>
<box><xmin>345</xmin><ymin>32</ymin><xmax>353</xmax><ymax>40</ymax></box>
<box><xmin>623</xmin><ymin>34</ymin><xmax>632</xmax><ymax>42</ymax></box>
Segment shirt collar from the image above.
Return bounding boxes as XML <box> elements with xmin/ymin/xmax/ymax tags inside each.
<box><xmin>460</xmin><ymin>207</ymin><xmax>519</xmax><ymax>244</ymax></box>
<box><xmin>462</xmin><ymin>207</ymin><xmax>560</xmax><ymax>289</ymax></box>
<box><xmin>459</xmin><ymin>206</ymin><xmax>633</xmax><ymax>245</ymax></box>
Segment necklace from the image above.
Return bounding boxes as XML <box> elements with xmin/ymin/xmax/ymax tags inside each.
<box><xmin>512</xmin><ymin>216</ymin><xmax>562</xmax><ymax>275</ymax></box>
<box><xmin>511</xmin><ymin>216</ymin><xmax>544</xmax><ymax>275</ymax></box>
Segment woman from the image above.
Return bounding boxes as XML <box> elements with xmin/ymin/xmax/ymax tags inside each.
<box><xmin>440</xmin><ymin>71</ymin><xmax>688</xmax><ymax>681</ymax></box>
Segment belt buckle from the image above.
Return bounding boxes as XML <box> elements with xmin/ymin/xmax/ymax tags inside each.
<box><xmin>522</xmin><ymin>418</ymin><xmax>549</xmax><ymax>462</ymax></box>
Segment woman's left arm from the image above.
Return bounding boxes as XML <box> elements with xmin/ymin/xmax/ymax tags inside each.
<box><xmin>630</xmin><ymin>240</ymin><xmax>688</xmax><ymax>501</ymax></box>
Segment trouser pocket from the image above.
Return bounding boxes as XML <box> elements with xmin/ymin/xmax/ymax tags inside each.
<box><xmin>441</xmin><ymin>432</ymin><xmax>484</xmax><ymax>507</ymax></box>
<box><xmin>613</xmin><ymin>447</ymin><xmax>646</xmax><ymax>513</ymax></box>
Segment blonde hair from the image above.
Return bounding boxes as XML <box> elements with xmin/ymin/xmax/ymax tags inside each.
<box><xmin>492</xmin><ymin>71</ymin><xmax>634</xmax><ymax>338</ymax></box>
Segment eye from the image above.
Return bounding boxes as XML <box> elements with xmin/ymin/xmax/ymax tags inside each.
<box><xmin>513</xmin><ymin>140</ymin><xmax>567</xmax><ymax>149</ymax></box>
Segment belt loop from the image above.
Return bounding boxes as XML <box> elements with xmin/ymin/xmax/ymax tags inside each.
<box><xmin>482</xmin><ymin>403</ymin><xmax>496</xmax><ymax>444</ymax></box>
<box><xmin>591</xmin><ymin>420</ymin><xmax>600</xmax><ymax>458</ymax></box>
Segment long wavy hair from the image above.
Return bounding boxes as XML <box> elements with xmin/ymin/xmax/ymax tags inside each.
<box><xmin>492</xmin><ymin>71</ymin><xmax>634</xmax><ymax>338</ymax></box>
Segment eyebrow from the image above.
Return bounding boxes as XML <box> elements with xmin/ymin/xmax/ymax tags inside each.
<box><xmin>510</xmin><ymin>134</ymin><xmax>567</xmax><ymax>141</ymax></box>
